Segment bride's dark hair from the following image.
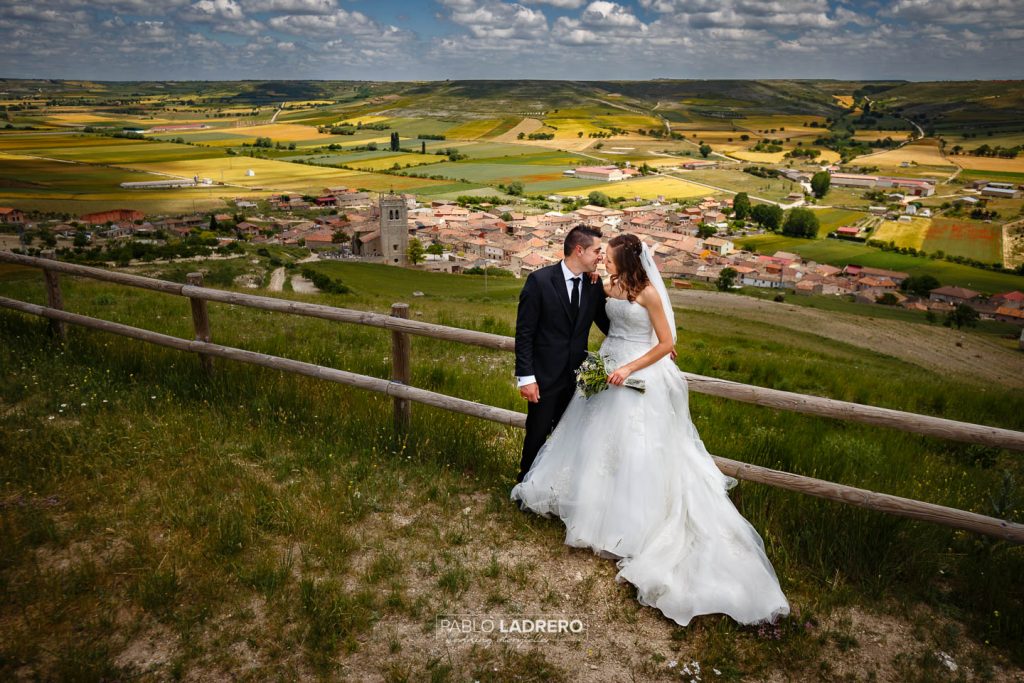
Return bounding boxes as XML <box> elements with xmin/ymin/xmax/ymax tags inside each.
<box><xmin>607</xmin><ymin>233</ymin><xmax>648</xmax><ymax>302</ymax></box>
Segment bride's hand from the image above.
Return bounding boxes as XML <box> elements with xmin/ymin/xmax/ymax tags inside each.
<box><xmin>588</xmin><ymin>271</ymin><xmax>601</xmax><ymax>285</ymax></box>
<box><xmin>608</xmin><ymin>366</ymin><xmax>632</xmax><ymax>385</ymax></box>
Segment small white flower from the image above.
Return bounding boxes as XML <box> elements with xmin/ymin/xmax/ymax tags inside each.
<box><xmin>48</xmin><ymin>415</ymin><xmax>55</xmax><ymax>420</ymax></box>
<box><xmin>60</xmin><ymin>403</ymin><xmax>67</xmax><ymax>408</ymax></box>
<box><xmin>713</xmin><ymin>669</ymin><xmax>721</xmax><ymax>676</ymax></box>
<box><xmin>150</xmin><ymin>395</ymin><xmax>156</xmax><ymax>399</ymax></box>
<box><xmin>667</xmin><ymin>660</ymin><xmax>678</xmax><ymax>668</ymax></box>
<box><xmin>80</xmin><ymin>403</ymin><xmax>86</xmax><ymax>407</ymax></box>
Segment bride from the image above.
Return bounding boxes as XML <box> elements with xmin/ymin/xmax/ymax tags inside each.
<box><xmin>511</xmin><ymin>233</ymin><xmax>790</xmax><ymax>627</ymax></box>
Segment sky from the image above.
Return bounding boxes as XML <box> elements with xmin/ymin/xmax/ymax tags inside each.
<box><xmin>1</xmin><ymin>0</ymin><xmax>1022</xmax><ymax>82</ymax></box>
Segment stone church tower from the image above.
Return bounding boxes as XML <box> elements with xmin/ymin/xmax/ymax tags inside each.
<box><xmin>379</xmin><ymin>192</ymin><xmax>408</xmax><ymax>266</ymax></box>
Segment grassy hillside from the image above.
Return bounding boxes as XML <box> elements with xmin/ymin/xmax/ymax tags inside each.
<box><xmin>1</xmin><ymin>257</ymin><xmax>1022</xmax><ymax>680</ymax></box>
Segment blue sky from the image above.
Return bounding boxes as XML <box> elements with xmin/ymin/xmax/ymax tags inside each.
<box><xmin>1</xmin><ymin>0</ymin><xmax>1022</xmax><ymax>81</ymax></box>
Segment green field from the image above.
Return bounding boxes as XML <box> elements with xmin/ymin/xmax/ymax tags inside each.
<box><xmin>924</xmin><ymin>218</ymin><xmax>1004</xmax><ymax>264</ymax></box>
<box><xmin>671</xmin><ymin>168</ymin><xmax>801</xmax><ymax>202</ymax></box>
<box><xmin>738</xmin><ymin>233</ymin><xmax>1024</xmax><ymax>293</ymax></box>
<box><xmin>1</xmin><ymin>255</ymin><xmax>1022</xmax><ymax>680</ymax></box>
<box><xmin>812</xmin><ymin>208</ymin><xmax>868</xmax><ymax>238</ymax></box>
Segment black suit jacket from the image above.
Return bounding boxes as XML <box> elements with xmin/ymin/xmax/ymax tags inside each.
<box><xmin>515</xmin><ymin>262</ymin><xmax>610</xmax><ymax>392</ymax></box>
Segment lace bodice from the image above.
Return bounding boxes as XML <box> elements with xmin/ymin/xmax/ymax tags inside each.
<box><xmin>606</xmin><ymin>297</ymin><xmax>653</xmax><ymax>344</ymax></box>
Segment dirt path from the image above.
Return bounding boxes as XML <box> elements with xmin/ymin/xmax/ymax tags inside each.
<box><xmin>669</xmin><ymin>290</ymin><xmax>1024</xmax><ymax>388</ymax></box>
<box><xmin>289</xmin><ymin>274</ymin><xmax>318</xmax><ymax>293</ymax></box>
<box><xmin>267</xmin><ymin>267</ymin><xmax>286</xmax><ymax>292</ymax></box>
<box><xmin>492</xmin><ymin>117</ymin><xmax>543</xmax><ymax>143</ymax></box>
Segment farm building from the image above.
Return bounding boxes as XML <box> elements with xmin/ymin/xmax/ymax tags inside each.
<box><xmin>0</xmin><ymin>207</ymin><xmax>25</xmax><ymax>224</ymax></box>
<box><xmin>929</xmin><ymin>286</ymin><xmax>981</xmax><ymax>306</ymax></box>
<box><xmin>830</xmin><ymin>173</ymin><xmax>877</xmax><ymax>188</ymax></box>
<box><xmin>981</xmin><ymin>186</ymin><xmax>1019</xmax><ymax>198</ymax></box>
<box><xmin>573</xmin><ymin>166</ymin><xmax>626</xmax><ymax>182</ymax></box>
<box><xmin>682</xmin><ymin>160</ymin><xmax>719</xmax><ymax>170</ymax></box>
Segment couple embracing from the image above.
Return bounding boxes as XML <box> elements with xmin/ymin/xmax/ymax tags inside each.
<box><xmin>512</xmin><ymin>225</ymin><xmax>790</xmax><ymax>627</ymax></box>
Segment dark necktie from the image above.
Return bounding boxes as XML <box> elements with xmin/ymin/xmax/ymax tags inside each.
<box><xmin>570</xmin><ymin>277</ymin><xmax>580</xmax><ymax>319</ymax></box>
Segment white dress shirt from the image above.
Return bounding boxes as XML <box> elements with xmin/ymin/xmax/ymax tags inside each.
<box><xmin>517</xmin><ymin>261</ymin><xmax>583</xmax><ymax>388</ymax></box>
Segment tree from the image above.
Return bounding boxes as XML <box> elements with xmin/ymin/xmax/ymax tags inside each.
<box><xmin>407</xmin><ymin>237</ymin><xmax>425</xmax><ymax>265</ymax></box>
<box><xmin>900</xmin><ymin>274</ymin><xmax>940</xmax><ymax>297</ymax></box>
<box><xmin>699</xmin><ymin>143</ymin><xmax>712</xmax><ymax>158</ymax></box>
<box><xmin>732</xmin><ymin>192</ymin><xmax>751</xmax><ymax>220</ymax></box>
<box><xmin>426</xmin><ymin>242</ymin><xmax>445</xmax><ymax>256</ymax></box>
<box><xmin>810</xmin><ymin>171</ymin><xmax>831</xmax><ymax>199</ymax></box>
<box><xmin>331</xmin><ymin>230</ymin><xmax>349</xmax><ymax>243</ymax></box>
<box><xmin>751</xmin><ymin>203</ymin><xmax>784</xmax><ymax>231</ymax></box>
<box><xmin>507</xmin><ymin>181</ymin><xmax>524</xmax><ymax>196</ymax></box>
<box><xmin>390</xmin><ymin>131</ymin><xmax>400</xmax><ymax>152</ymax></box>
<box><xmin>208</xmin><ymin>214</ymin><xmax>218</xmax><ymax>232</ymax></box>
<box><xmin>945</xmin><ymin>304</ymin><xmax>979</xmax><ymax>329</ymax></box>
<box><xmin>587</xmin><ymin>191</ymin><xmax>610</xmax><ymax>207</ymax></box>
<box><xmin>782</xmin><ymin>207</ymin><xmax>820</xmax><ymax>238</ymax></box>
<box><xmin>697</xmin><ymin>223</ymin><xmax>717</xmax><ymax>239</ymax></box>
<box><xmin>421</xmin><ymin>141</ymin><xmax>426</xmax><ymax>154</ymax></box>
<box><xmin>73</xmin><ymin>230</ymin><xmax>89</xmax><ymax>248</ymax></box>
<box><xmin>877</xmin><ymin>292</ymin><xmax>899</xmax><ymax>305</ymax></box>
<box><xmin>716</xmin><ymin>267</ymin><xmax>738</xmax><ymax>291</ymax></box>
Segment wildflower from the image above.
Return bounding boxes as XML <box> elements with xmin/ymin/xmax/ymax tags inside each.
<box><xmin>667</xmin><ymin>660</ymin><xmax>678</xmax><ymax>668</ymax></box>
<box><xmin>48</xmin><ymin>415</ymin><xmax>55</xmax><ymax>420</ymax></box>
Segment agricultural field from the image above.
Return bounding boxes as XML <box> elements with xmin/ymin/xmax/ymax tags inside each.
<box><xmin>574</xmin><ymin>176</ymin><xmax>714</xmax><ymax>201</ymax></box>
<box><xmin>952</xmin><ymin>156</ymin><xmax>1024</xmax><ymax>173</ymax></box>
<box><xmin>128</xmin><ymin>157</ymin><xmax>364</xmax><ymax>192</ymax></box>
<box><xmin>813</xmin><ymin>208</ymin><xmax>869</xmax><ymax>238</ymax></box>
<box><xmin>0</xmin><ymin>133</ymin><xmax>225</xmax><ymax>164</ymax></box>
<box><xmin>873</xmin><ymin>217</ymin><xmax>930</xmax><ymax>249</ymax></box>
<box><xmin>401</xmin><ymin>160</ymin><xmax>576</xmax><ymax>189</ymax></box>
<box><xmin>0</xmin><ymin>154</ymin><xmax>264</xmax><ymax>215</ymax></box>
<box><xmin>923</xmin><ymin>218</ymin><xmax>1004</xmax><ymax>264</ymax></box>
<box><xmin>342</xmin><ymin>153</ymin><xmax>449</xmax><ymax>172</ymax></box>
<box><xmin>852</xmin><ymin>130</ymin><xmax>915</xmax><ymax>142</ymax></box>
<box><xmin>738</xmin><ymin>233</ymin><xmax>1022</xmax><ymax>293</ymax></box>
<box><xmin>444</xmin><ymin>119</ymin><xmax>505</xmax><ymax>140</ymax></box>
<box><xmin>851</xmin><ymin>139</ymin><xmax>955</xmax><ymax>167</ymax></box>
<box><xmin>670</xmin><ymin>168</ymin><xmax>802</xmax><ymax>202</ymax></box>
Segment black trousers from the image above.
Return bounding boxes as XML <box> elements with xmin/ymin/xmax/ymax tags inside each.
<box><xmin>518</xmin><ymin>377</ymin><xmax>576</xmax><ymax>483</ymax></box>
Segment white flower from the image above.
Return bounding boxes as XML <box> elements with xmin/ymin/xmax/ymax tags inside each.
<box><xmin>60</xmin><ymin>403</ymin><xmax>67</xmax><ymax>408</ymax></box>
<box><xmin>668</xmin><ymin>660</ymin><xmax>677</xmax><ymax>668</ymax></box>
<box><xmin>150</xmin><ymin>395</ymin><xmax>156</xmax><ymax>399</ymax></box>
<box><xmin>48</xmin><ymin>415</ymin><xmax>55</xmax><ymax>420</ymax></box>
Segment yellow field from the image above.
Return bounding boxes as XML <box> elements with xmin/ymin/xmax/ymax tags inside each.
<box><xmin>574</xmin><ymin>176</ymin><xmax>712</xmax><ymax>200</ymax></box>
<box><xmin>445</xmin><ymin>119</ymin><xmax>503</xmax><ymax>140</ymax></box>
<box><xmin>735</xmin><ymin>116</ymin><xmax>829</xmax><ymax>133</ymax></box>
<box><xmin>873</xmin><ymin>217</ymin><xmax>930</xmax><ymax>250</ymax></box>
<box><xmin>224</xmin><ymin>123</ymin><xmax>328</xmax><ymax>142</ymax></box>
<box><xmin>953</xmin><ymin>156</ymin><xmax>1024</xmax><ymax>173</ymax></box>
<box><xmin>851</xmin><ymin>140</ymin><xmax>955</xmax><ymax>167</ymax></box>
<box><xmin>833</xmin><ymin>95</ymin><xmax>854</xmax><ymax>108</ymax></box>
<box><xmin>335</xmin><ymin>115</ymin><xmax>390</xmax><ymax>126</ymax></box>
<box><xmin>346</xmin><ymin>154</ymin><xmax>448</xmax><ymax>171</ymax></box>
<box><xmin>852</xmin><ymin>130</ymin><xmax>914</xmax><ymax>142</ymax></box>
<box><xmin>283</xmin><ymin>100</ymin><xmax>335</xmax><ymax>107</ymax></box>
<box><xmin>128</xmin><ymin>157</ymin><xmax>362</xmax><ymax>192</ymax></box>
<box><xmin>731</xmin><ymin>150</ymin><xmax>788</xmax><ymax>163</ymax></box>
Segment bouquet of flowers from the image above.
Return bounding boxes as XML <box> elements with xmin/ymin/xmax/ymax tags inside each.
<box><xmin>575</xmin><ymin>352</ymin><xmax>646</xmax><ymax>399</ymax></box>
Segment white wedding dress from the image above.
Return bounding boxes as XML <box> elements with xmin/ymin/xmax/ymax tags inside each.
<box><xmin>511</xmin><ymin>296</ymin><xmax>790</xmax><ymax>627</ymax></box>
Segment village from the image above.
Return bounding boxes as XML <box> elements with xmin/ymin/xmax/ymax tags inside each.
<box><xmin>3</xmin><ymin>170</ymin><xmax>1022</xmax><ymax>327</ymax></box>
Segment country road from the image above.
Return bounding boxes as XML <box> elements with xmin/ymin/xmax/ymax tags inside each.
<box><xmin>669</xmin><ymin>289</ymin><xmax>1024</xmax><ymax>389</ymax></box>
<box><xmin>268</xmin><ymin>267</ymin><xmax>286</xmax><ymax>292</ymax></box>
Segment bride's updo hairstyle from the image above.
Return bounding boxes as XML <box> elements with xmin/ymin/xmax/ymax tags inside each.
<box><xmin>607</xmin><ymin>233</ymin><xmax>648</xmax><ymax>302</ymax></box>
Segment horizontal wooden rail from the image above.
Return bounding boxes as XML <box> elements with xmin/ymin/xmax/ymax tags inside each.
<box><xmin>2</xmin><ymin>251</ymin><xmax>1021</xmax><ymax>452</ymax></box>
<box><xmin>2</xmin><ymin>294</ymin><xmax>1022</xmax><ymax>544</ymax></box>
<box><xmin>0</xmin><ymin>296</ymin><xmax>524</xmax><ymax>427</ymax></box>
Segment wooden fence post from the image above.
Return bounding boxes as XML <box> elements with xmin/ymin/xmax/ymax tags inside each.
<box><xmin>391</xmin><ymin>303</ymin><xmax>411</xmax><ymax>431</ymax></box>
<box><xmin>186</xmin><ymin>273</ymin><xmax>214</xmax><ymax>375</ymax></box>
<box><xmin>42</xmin><ymin>268</ymin><xmax>66</xmax><ymax>342</ymax></box>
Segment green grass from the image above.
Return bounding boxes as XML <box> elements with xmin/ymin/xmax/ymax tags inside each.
<box><xmin>812</xmin><ymin>207</ymin><xmax>868</xmax><ymax>237</ymax></box>
<box><xmin>1</xmin><ymin>254</ymin><xmax>1023</xmax><ymax>681</ymax></box>
<box><xmin>924</xmin><ymin>218</ymin><xmax>1004</xmax><ymax>264</ymax></box>
<box><xmin>739</xmin><ymin>234</ymin><xmax>1024</xmax><ymax>294</ymax></box>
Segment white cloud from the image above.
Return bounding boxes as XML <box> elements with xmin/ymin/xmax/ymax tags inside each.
<box><xmin>521</xmin><ymin>0</ymin><xmax>586</xmax><ymax>7</ymax></box>
<box><xmin>242</xmin><ymin>0</ymin><xmax>336</xmax><ymax>14</ymax></box>
<box><xmin>580</xmin><ymin>1</ymin><xmax>642</xmax><ymax>29</ymax></box>
<box><xmin>443</xmin><ymin>1</ymin><xmax>549</xmax><ymax>40</ymax></box>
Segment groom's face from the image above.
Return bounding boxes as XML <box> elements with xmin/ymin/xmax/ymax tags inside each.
<box><xmin>577</xmin><ymin>239</ymin><xmax>603</xmax><ymax>273</ymax></box>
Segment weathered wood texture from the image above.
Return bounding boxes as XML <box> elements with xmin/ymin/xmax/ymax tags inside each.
<box><xmin>42</xmin><ymin>268</ymin><xmax>65</xmax><ymax>341</ymax></box>
<box><xmin>2</xmin><ymin>294</ymin><xmax>1022</xmax><ymax>544</ymax></box>
<box><xmin>391</xmin><ymin>303</ymin><xmax>411</xmax><ymax>431</ymax></box>
<box><xmin>186</xmin><ymin>272</ymin><xmax>213</xmax><ymax>375</ymax></box>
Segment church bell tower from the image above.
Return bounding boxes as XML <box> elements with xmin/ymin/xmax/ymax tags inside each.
<box><xmin>379</xmin><ymin>191</ymin><xmax>408</xmax><ymax>266</ymax></box>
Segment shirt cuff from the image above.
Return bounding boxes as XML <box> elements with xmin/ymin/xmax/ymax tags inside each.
<box><xmin>517</xmin><ymin>375</ymin><xmax>537</xmax><ymax>387</ymax></box>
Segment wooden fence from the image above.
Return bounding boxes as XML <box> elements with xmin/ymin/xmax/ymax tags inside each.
<box><xmin>1</xmin><ymin>251</ymin><xmax>1022</xmax><ymax>544</ymax></box>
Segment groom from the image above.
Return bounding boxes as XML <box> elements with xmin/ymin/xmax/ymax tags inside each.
<box><xmin>514</xmin><ymin>225</ymin><xmax>610</xmax><ymax>483</ymax></box>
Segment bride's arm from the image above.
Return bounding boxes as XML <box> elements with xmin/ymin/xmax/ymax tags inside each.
<box><xmin>607</xmin><ymin>286</ymin><xmax>675</xmax><ymax>385</ymax></box>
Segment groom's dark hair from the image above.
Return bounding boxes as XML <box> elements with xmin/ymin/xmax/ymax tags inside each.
<box><xmin>563</xmin><ymin>224</ymin><xmax>603</xmax><ymax>256</ymax></box>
